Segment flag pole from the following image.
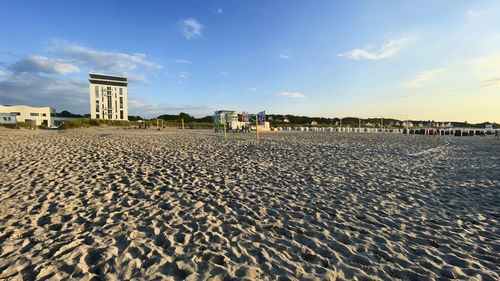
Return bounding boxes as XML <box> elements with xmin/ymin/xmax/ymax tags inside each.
<box><xmin>256</xmin><ymin>114</ymin><xmax>259</xmax><ymax>140</ymax></box>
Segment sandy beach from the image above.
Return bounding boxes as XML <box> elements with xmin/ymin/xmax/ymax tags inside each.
<box><xmin>0</xmin><ymin>128</ymin><xmax>498</xmax><ymax>280</ymax></box>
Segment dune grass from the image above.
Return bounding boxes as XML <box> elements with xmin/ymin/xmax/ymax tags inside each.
<box><xmin>61</xmin><ymin>119</ymin><xmax>139</xmax><ymax>129</ymax></box>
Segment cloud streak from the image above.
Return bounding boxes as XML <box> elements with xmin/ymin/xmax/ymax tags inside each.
<box><xmin>179</xmin><ymin>18</ymin><xmax>203</xmax><ymax>40</ymax></box>
<box><xmin>9</xmin><ymin>55</ymin><xmax>79</xmax><ymax>75</ymax></box>
<box><xmin>339</xmin><ymin>38</ymin><xmax>408</xmax><ymax>60</ymax></box>
<box><xmin>479</xmin><ymin>77</ymin><xmax>500</xmax><ymax>88</ymax></box>
<box><xmin>278</xmin><ymin>91</ymin><xmax>305</xmax><ymax>98</ymax></box>
<box><xmin>173</xmin><ymin>59</ymin><xmax>193</xmax><ymax>64</ymax></box>
<box><xmin>403</xmin><ymin>68</ymin><xmax>445</xmax><ymax>88</ymax></box>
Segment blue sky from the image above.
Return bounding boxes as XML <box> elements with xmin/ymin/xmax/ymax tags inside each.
<box><xmin>0</xmin><ymin>0</ymin><xmax>499</xmax><ymax>122</ymax></box>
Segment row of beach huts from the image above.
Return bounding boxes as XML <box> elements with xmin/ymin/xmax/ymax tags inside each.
<box><xmin>275</xmin><ymin>126</ymin><xmax>499</xmax><ymax>137</ymax></box>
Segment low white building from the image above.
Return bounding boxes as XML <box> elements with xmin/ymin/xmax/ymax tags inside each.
<box><xmin>0</xmin><ymin>105</ymin><xmax>55</xmax><ymax>126</ymax></box>
<box><xmin>0</xmin><ymin>113</ymin><xmax>16</xmax><ymax>125</ymax></box>
<box><xmin>214</xmin><ymin>110</ymin><xmax>238</xmax><ymax>124</ymax></box>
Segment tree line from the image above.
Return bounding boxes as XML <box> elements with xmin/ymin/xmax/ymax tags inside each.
<box><xmin>55</xmin><ymin>110</ymin><xmax>499</xmax><ymax>128</ymax></box>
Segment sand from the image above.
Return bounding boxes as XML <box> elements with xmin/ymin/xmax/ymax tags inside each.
<box><xmin>0</xmin><ymin>127</ymin><xmax>498</xmax><ymax>280</ymax></box>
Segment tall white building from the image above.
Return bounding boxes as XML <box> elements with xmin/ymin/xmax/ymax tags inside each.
<box><xmin>89</xmin><ymin>73</ymin><xmax>128</xmax><ymax>120</ymax></box>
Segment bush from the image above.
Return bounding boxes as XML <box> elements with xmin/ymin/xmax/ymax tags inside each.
<box><xmin>0</xmin><ymin>124</ymin><xmax>19</xmax><ymax>129</ymax></box>
<box><xmin>17</xmin><ymin>122</ymin><xmax>36</xmax><ymax>129</ymax></box>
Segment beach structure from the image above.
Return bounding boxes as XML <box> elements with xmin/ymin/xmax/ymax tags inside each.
<box><xmin>213</xmin><ymin>110</ymin><xmax>238</xmax><ymax>124</ymax></box>
<box><xmin>0</xmin><ymin>105</ymin><xmax>55</xmax><ymax>126</ymax></box>
<box><xmin>89</xmin><ymin>73</ymin><xmax>128</xmax><ymax>120</ymax></box>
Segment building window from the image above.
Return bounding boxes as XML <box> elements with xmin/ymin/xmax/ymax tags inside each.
<box><xmin>42</xmin><ymin>113</ymin><xmax>46</xmax><ymax>117</ymax></box>
<box><xmin>120</xmin><ymin>111</ymin><xmax>123</xmax><ymax>119</ymax></box>
<box><xmin>107</xmin><ymin>94</ymin><xmax>112</xmax><ymax>111</ymax></box>
<box><xmin>96</xmin><ymin>114</ymin><xmax>100</xmax><ymax>119</ymax></box>
<box><xmin>30</xmin><ymin>113</ymin><xmax>39</xmax><ymax>117</ymax></box>
<box><xmin>11</xmin><ymin>112</ymin><xmax>20</xmax><ymax>116</ymax></box>
<box><xmin>119</xmin><ymin>97</ymin><xmax>123</xmax><ymax>109</ymax></box>
<box><xmin>95</xmin><ymin>102</ymin><xmax>99</xmax><ymax>113</ymax></box>
<box><xmin>119</xmin><ymin>88</ymin><xmax>123</xmax><ymax>95</ymax></box>
<box><xmin>95</xmin><ymin>86</ymin><xmax>99</xmax><ymax>98</ymax></box>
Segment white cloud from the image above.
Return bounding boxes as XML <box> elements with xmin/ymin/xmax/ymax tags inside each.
<box><xmin>278</xmin><ymin>91</ymin><xmax>305</xmax><ymax>98</ymax></box>
<box><xmin>49</xmin><ymin>40</ymin><xmax>161</xmax><ymax>73</ymax></box>
<box><xmin>214</xmin><ymin>8</ymin><xmax>223</xmax><ymax>14</ymax></box>
<box><xmin>221</xmin><ymin>71</ymin><xmax>228</xmax><ymax>75</ymax></box>
<box><xmin>179</xmin><ymin>18</ymin><xmax>203</xmax><ymax>40</ymax></box>
<box><xmin>174</xmin><ymin>59</ymin><xmax>193</xmax><ymax>64</ymax></box>
<box><xmin>467</xmin><ymin>10</ymin><xmax>479</xmax><ymax>19</ymax></box>
<box><xmin>9</xmin><ymin>55</ymin><xmax>79</xmax><ymax>75</ymax></box>
<box><xmin>0</xmin><ymin>73</ymin><xmax>87</xmax><ymax>113</ymax></box>
<box><xmin>403</xmin><ymin>68</ymin><xmax>445</xmax><ymax>88</ymax></box>
<box><xmin>0</xmin><ymin>41</ymin><xmax>164</xmax><ymax>114</ymax></box>
<box><xmin>247</xmin><ymin>87</ymin><xmax>256</xmax><ymax>92</ymax></box>
<box><xmin>339</xmin><ymin>38</ymin><xmax>408</xmax><ymax>60</ymax></box>
<box><xmin>279</xmin><ymin>53</ymin><xmax>290</xmax><ymax>59</ymax></box>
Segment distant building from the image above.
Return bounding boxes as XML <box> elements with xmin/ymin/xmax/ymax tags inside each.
<box><xmin>0</xmin><ymin>105</ymin><xmax>55</xmax><ymax>126</ymax></box>
<box><xmin>310</xmin><ymin>121</ymin><xmax>318</xmax><ymax>126</ymax></box>
<box><xmin>283</xmin><ymin>117</ymin><xmax>290</xmax><ymax>123</ymax></box>
<box><xmin>213</xmin><ymin>110</ymin><xmax>238</xmax><ymax>124</ymax></box>
<box><xmin>89</xmin><ymin>73</ymin><xmax>128</xmax><ymax>120</ymax></box>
